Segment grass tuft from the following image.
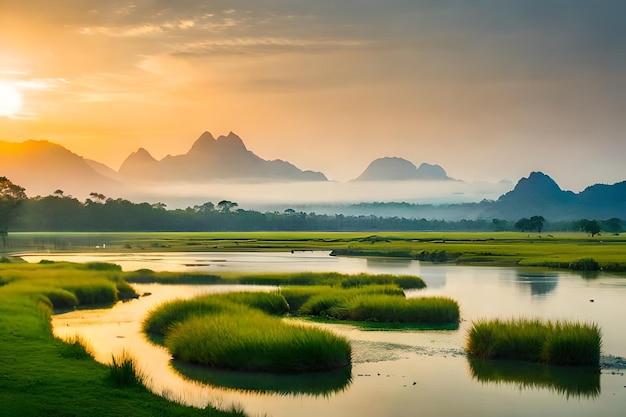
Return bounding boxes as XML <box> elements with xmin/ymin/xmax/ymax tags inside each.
<box><xmin>466</xmin><ymin>317</ymin><xmax>602</xmax><ymax>366</ymax></box>
<box><xmin>108</xmin><ymin>350</ymin><xmax>145</xmax><ymax>387</ymax></box>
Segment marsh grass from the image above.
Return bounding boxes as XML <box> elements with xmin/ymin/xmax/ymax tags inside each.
<box><xmin>224</xmin><ymin>271</ymin><xmax>426</xmax><ymax>290</ymax></box>
<box><xmin>281</xmin><ymin>285</ymin><xmax>459</xmax><ymax>325</ymax></box>
<box><xmin>165</xmin><ymin>310</ymin><xmax>351</xmax><ymax>373</ymax></box>
<box><xmin>108</xmin><ymin>350</ymin><xmax>145</xmax><ymax>387</ymax></box>
<box><xmin>143</xmin><ymin>292</ymin><xmax>289</xmax><ymax>336</ymax></box>
<box><xmin>60</xmin><ymin>335</ymin><xmax>94</xmax><ymax>360</ymax></box>
<box><xmin>0</xmin><ymin>261</ymin><xmax>137</xmax><ymax>308</ymax></box>
<box><xmin>0</xmin><ymin>263</ymin><xmax>241</xmax><ymax>416</ymax></box>
<box><xmin>337</xmin><ymin>295</ymin><xmax>460</xmax><ymax>324</ymax></box>
<box><xmin>124</xmin><ymin>269</ymin><xmax>221</xmax><ymax>284</ymax></box>
<box><xmin>466</xmin><ymin>318</ymin><xmax>602</xmax><ymax>366</ymax></box>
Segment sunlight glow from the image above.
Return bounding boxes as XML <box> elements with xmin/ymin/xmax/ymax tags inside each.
<box><xmin>0</xmin><ymin>83</ymin><xmax>23</xmax><ymax>117</ymax></box>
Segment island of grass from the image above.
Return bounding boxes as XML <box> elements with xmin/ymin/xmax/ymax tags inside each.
<box><xmin>143</xmin><ymin>274</ymin><xmax>460</xmax><ymax>373</ymax></box>
<box><xmin>465</xmin><ymin>317</ymin><xmax>602</xmax><ymax>367</ymax></box>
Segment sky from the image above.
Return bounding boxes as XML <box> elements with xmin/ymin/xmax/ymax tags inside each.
<box><xmin>1</xmin><ymin>0</ymin><xmax>625</xmax><ymax>192</ymax></box>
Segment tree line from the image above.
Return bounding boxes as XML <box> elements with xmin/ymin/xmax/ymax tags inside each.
<box><xmin>0</xmin><ymin>177</ymin><xmax>622</xmax><ymax>236</ymax></box>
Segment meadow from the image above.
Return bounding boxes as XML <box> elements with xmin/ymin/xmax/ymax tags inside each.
<box><xmin>8</xmin><ymin>231</ymin><xmax>626</xmax><ymax>271</ymax></box>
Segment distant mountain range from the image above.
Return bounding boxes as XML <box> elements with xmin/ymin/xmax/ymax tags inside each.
<box><xmin>352</xmin><ymin>157</ymin><xmax>452</xmax><ymax>181</ymax></box>
<box><xmin>1</xmin><ymin>134</ymin><xmax>625</xmax><ymax>221</ymax></box>
<box><xmin>480</xmin><ymin>171</ymin><xmax>626</xmax><ymax>220</ymax></box>
<box><xmin>118</xmin><ymin>131</ymin><xmax>327</xmax><ymax>183</ymax></box>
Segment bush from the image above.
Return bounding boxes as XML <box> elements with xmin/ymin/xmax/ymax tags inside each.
<box><xmin>570</xmin><ymin>258</ymin><xmax>600</xmax><ymax>271</ymax></box>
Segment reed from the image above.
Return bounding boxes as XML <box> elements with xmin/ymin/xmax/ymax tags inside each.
<box><xmin>60</xmin><ymin>335</ymin><xmax>94</xmax><ymax>360</ymax></box>
<box><xmin>143</xmin><ymin>291</ymin><xmax>289</xmax><ymax>335</ymax></box>
<box><xmin>465</xmin><ymin>318</ymin><xmax>602</xmax><ymax>366</ymax></box>
<box><xmin>225</xmin><ymin>271</ymin><xmax>426</xmax><ymax>289</ymax></box>
<box><xmin>282</xmin><ymin>285</ymin><xmax>459</xmax><ymax>325</ymax></box>
<box><xmin>165</xmin><ymin>309</ymin><xmax>351</xmax><ymax>373</ymax></box>
<box><xmin>340</xmin><ymin>295</ymin><xmax>460</xmax><ymax>324</ymax></box>
<box><xmin>108</xmin><ymin>350</ymin><xmax>145</xmax><ymax>387</ymax></box>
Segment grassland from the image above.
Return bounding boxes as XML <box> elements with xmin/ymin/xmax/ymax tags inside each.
<box><xmin>7</xmin><ymin>231</ymin><xmax>626</xmax><ymax>271</ymax></box>
<box><xmin>0</xmin><ymin>262</ymin><xmax>246</xmax><ymax>416</ymax></box>
<box><xmin>465</xmin><ymin>318</ymin><xmax>602</xmax><ymax>366</ymax></box>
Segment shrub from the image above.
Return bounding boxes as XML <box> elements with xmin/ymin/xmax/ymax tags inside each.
<box><xmin>570</xmin><ymin>258</ymin><xmax>600</xmax><ymax>271</ymax></box>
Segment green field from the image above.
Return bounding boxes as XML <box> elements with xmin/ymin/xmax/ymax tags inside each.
<box><xmin>6</xmin><ymin>231</ymin><xmax>626</xmax><ymax>271</ymax></box>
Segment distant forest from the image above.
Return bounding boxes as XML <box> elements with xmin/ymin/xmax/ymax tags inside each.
<box><xmin>1</xmin><ymin>189</ymin><xmax>622</xmax><ymax>235</ymax></box>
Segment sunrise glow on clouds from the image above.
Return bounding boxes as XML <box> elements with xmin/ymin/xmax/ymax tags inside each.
<box><xmin>1</xmin><ymin>1</ymin><xmax>625</xmax><ymax>190</ymax></box>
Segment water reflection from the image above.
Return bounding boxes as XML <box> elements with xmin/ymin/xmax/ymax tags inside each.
<box><xmin>516</xmin><ymin>271</ymin><xmax>559</xmax><ymax>297</ymax></box>
<box><xmin>467</xmin><ymin>358</ymin><xmax>600</xmax><ymax>399</ymax></box>
<box><xmin>172</xmin><ymin>361</ymin><xmax>353</xmax><ymax>397</ymax></box>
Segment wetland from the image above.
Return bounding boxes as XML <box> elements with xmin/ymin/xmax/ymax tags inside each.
<box><xmin>22</xmin><ymin>250</ymin><xmax>626</xmax><ymax>417</ymax></box>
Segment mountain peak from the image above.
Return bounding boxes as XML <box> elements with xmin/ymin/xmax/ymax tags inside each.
<box><xmin>515</xmin><ymin>171</ymin><xmax>563</xmax><ymax>194</ymax></box>
<box><xmin>118</xmin><ymin>131</ymin><xmax>324</xmax><ymax>183</ymax></box>
<box><xmin>416</xmin><ymin>162</ymin><xmax>450</xmax><ymax>180</ymax></box>
<box><xmin>216</xmin><ymin>131</ymin><xmax>247</xmax><ymax>151</ymax></box>
<box><xmin>188</xmin><ymin>131</ymin><xmax>216</xmax><ymax>155</ymax></box>
<box><xmin>353</xmin><ymin>157</ymin><xmax>450</xmax><ymax>181</ymax></box>
<box><xmin>496</xmin><ymin>171</ymin><xmax>575</xmax><ymax>207</ymax></box>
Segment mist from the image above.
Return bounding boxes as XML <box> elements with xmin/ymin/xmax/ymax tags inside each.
<box><xmin>118</xmin><ymin>179</ymin><xmax>513</xmax><ymax>212</ymax></box>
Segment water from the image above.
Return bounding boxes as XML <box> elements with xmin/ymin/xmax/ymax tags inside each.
<box><xmin>24</xmin><ymin>251</ymin><xmax>626</xmax><ymax>417</ymax></box>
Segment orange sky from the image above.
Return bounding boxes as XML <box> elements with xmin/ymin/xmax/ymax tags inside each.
<box><xmin>1</xmin><ymin>1</ymin><xmax>625</xmax><ymax>190</ymax></box>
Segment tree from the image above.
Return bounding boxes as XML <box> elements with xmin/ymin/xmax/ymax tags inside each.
<box><xmin>584</xmin><ymin>220</ymin><xmax>601</xmax><ymax>237</ymax></box>
<box><xmin>515</xmin><ymin>216</ymin><xmax>545</xmax><ymax>233</ymax></box>
<box><xmin>0</xmin><ymin>177</ymin><xmax>27</xmax><ymax>246</ymax></box>
<box><xmin>529</xmin><ymin>215</ymin><xmax>545</xmax><ymax>233</ymax></box>
<box><xmin>89</xmin><ymin>192</ymin><xmax>106</xmax><ymax>203</ymax></box>
<box><xmin>193</xmin><ymin>202</ymin><xmax>215</xmax><ymax>213</ymax></box>
<box><xmin>601</xmin><ymin>218</ymin><xmax>622</xmax><ymax>235</ymax></box>
<box><xmin>217</xmin><ymin>200</ymin><xmax>238</xmax><ymax>213</ymax></box>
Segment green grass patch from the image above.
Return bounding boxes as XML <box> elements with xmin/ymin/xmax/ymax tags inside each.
<box><xmin>280</xmin><ymin>285</ymin><xmax>459</xmax><ymax>325</ymax></box>
<box><xmin>0</xmin><ymin>263</ymin><xmax>246</xmax><ymax>416</ymax></box>
<box><xmin>143</xmin><ymin>292</ymin><xmax>289</xmax><ymax>336</ymax></box>
<box><xmin>466</xmin><ymin>317</ymin><xmax>602</xmax><ymax>366</ymax></box>
<box><xmin>165</xmin><ymin>309</ymin><xmax>351</xmax><ymax>373</ymax></box>
<box><xmin>10</xmin><ymin>231</ymin><xmax>626</xmax><ymax>271</ymax></box>
<box><xmin>108</xmin><ymin>350</ymin><xmax>145</xmax><ymax>387</ymax></box>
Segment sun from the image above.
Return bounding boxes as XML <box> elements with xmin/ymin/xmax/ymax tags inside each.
<box><xmin>0</xmin><ymin>83</ymin><xmax>23</xmax><ymax>117</ymax></box>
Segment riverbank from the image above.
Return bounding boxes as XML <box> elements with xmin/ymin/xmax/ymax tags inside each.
<box><xmin>0</xmin><ymin>262</ymin><xmax>246</xmax><ymax>417</ymax></box>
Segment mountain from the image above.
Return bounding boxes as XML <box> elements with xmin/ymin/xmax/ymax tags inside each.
<box><xmin>118</xmin><ymin>131</ymin><xmax>327</xmax><ymax>183</ymax></box>
<box><xmin>0</xmin><ymin>140</ymin><xmax>121</xmax><ymax>197</ymax></box>
<box><xmin>353</xmin><ymin>157</ymin><xmax>452</xmax><ymax>181</ymax></box>
<box><xmin>479</xmin><ymin>171</ymin><xmax>626</xmax><ymax>221</ymax></box>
